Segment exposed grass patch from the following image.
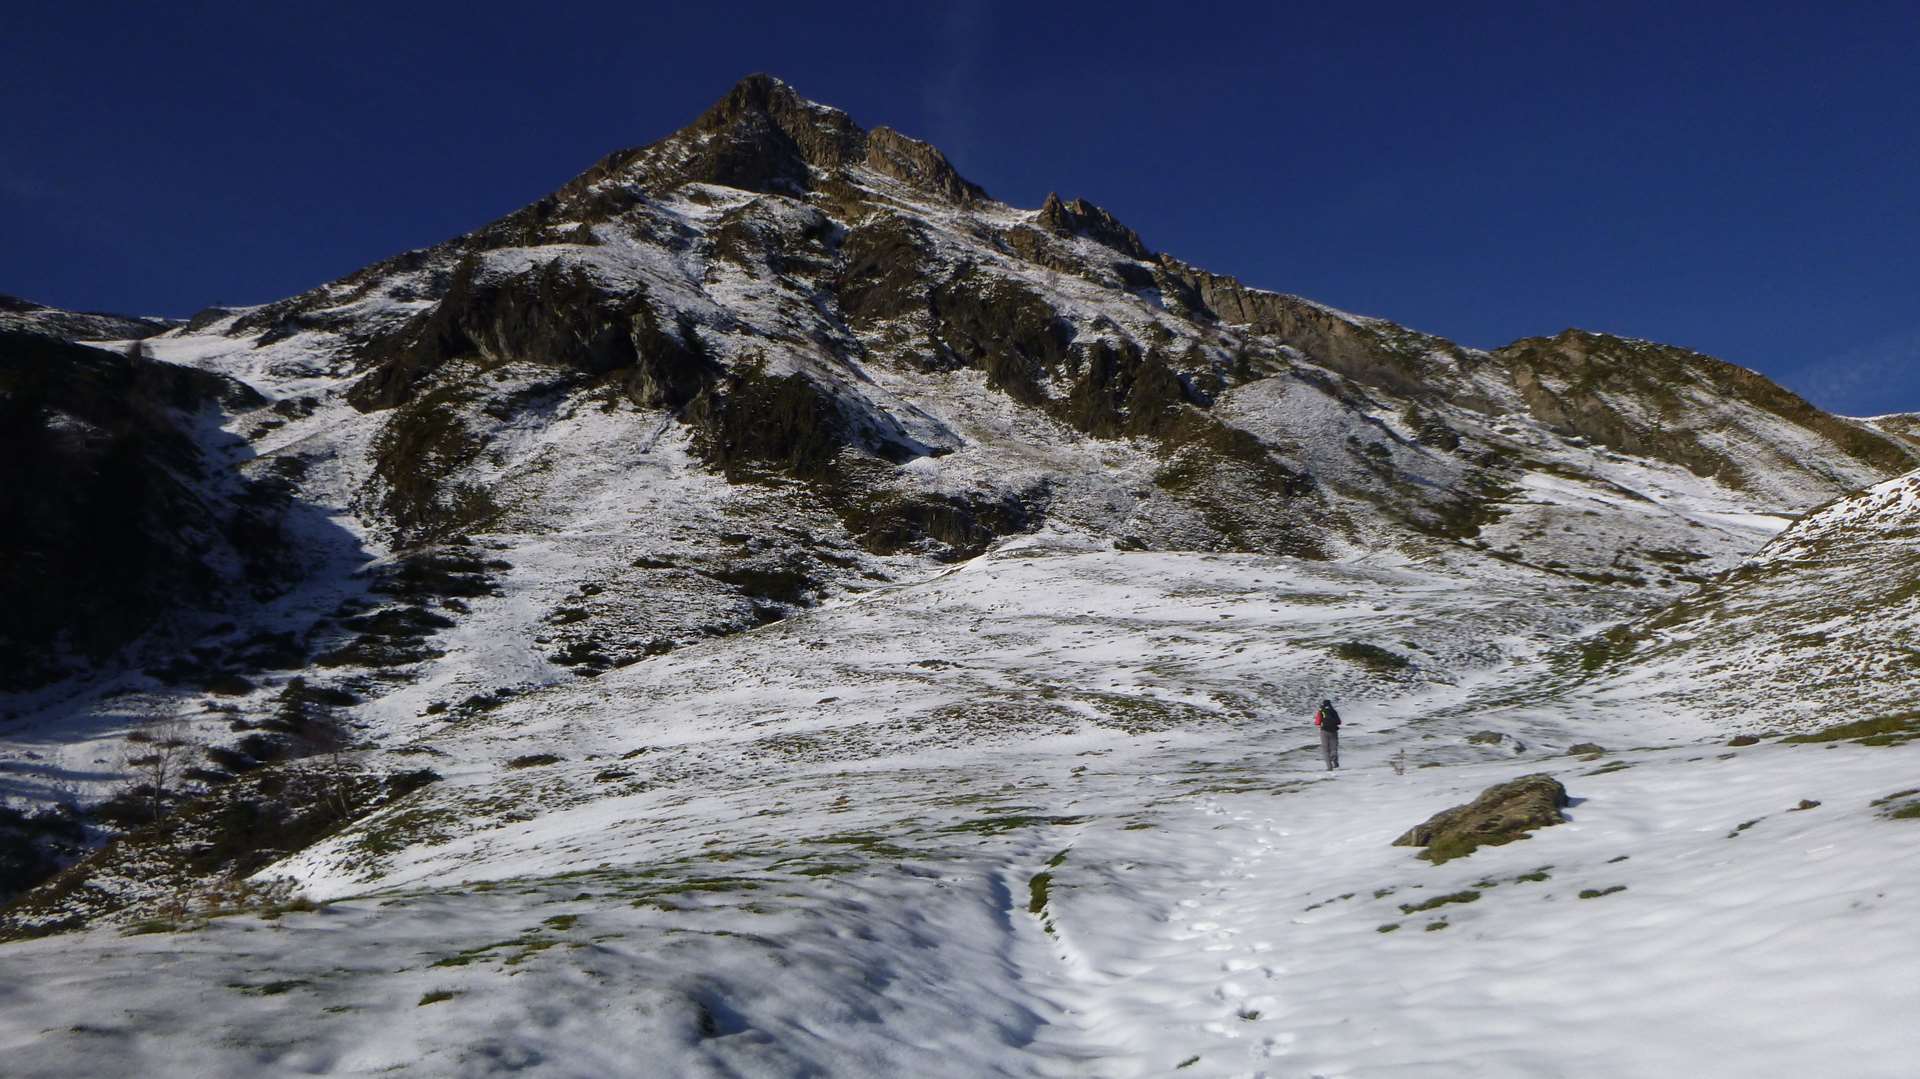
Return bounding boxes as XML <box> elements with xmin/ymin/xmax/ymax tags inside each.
<box><xmin>792</xmin><ymin>863</ymin><xmax>859</xmax><ymax>877</ymax></box>
<box><xmin>430</xmin><ymin>951</ymin><xmax>496</xmax><ymax>968</ymax></box>
<box><xmin>1576</xmin><ymin>625</ymin><xmax>1640</xmax><ymax>673</ymax></box>
<box><xmin>418</xmin><ymin>990</ymin><xmax>456</xmax><ymax>1006</ymax></box>
<box><xmin>1027</xmin><ymin>872</ymin><xmax>1053</xmax><ymax>916</ymax></box>
<box><xmin>227</xmin><ymin>979</ymin><xmax>309</xmax><ymax>996</ymax></box>
<box><xmin>1578</xmin><ymin>885</ymin><xmax>1627</xmax><ymax>899</ymax></box>
<box><xmin>941</xmin><ymin>814</ymin><xmax>1085</xmax><ymax>836</ymax></box>
<box><xmin>1781</xmin><ymin>714</ymin><xmax>1920</xmax><ymax>747</ymax></box>
<box><xmin>124</xmin><ymin>919</ymin><xmax>179</xmax><ymax>936</ymax></box>
<box><xmin>1872</xmin><ymin>788</ymin><xmax>1920</xmax><ymax>820</ymax></box>
<box><xmin>504</xmin><ymin>938</ymin><xmax>559</xmax><ymax>965</ymax></box>
<box><xmin>1399</xmin><ymin>890</ymin><xmax>1481</xmax><ymax>915</ymax></box>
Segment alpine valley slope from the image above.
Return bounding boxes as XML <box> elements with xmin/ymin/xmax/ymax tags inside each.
<box><xmin>2</xmin><ymin>75</ymin><xmax>1918</xmax><ymax>1078</ymax></box>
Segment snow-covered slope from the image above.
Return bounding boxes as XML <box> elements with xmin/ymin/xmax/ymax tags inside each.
<box><xmin>4</xmin><ymin>541</ymin><xmax>1918</xmax><ymax>1077</ymax></box>
<box><xmin>1568</xmin><ymin>469</ymin><xmax>1920</xmax><ymax>731</ymax></box>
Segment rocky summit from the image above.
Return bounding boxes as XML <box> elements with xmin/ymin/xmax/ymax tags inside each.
<box><xmin>2</xmin><ymin>75</ymin><xmax>1918</xmax><ymax>1078</ymax></box>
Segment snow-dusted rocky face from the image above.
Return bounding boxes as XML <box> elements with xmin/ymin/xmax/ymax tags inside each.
<box><xmin>3</xmin><ymin>75</ymin><xmax>1918</xmax><ymax>1078</ymax></box>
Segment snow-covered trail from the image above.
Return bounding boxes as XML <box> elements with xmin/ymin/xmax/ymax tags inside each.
<box><xmin>1016</xmin><ymin>731</ymin><xmax>1920</xmax><ymax>1078</ymax></box>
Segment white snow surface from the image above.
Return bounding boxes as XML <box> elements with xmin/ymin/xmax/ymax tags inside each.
<box><xmin>4</xmin><ymin>542</ymin><xmax>1919</xmax><ymax>1077</ymax></box>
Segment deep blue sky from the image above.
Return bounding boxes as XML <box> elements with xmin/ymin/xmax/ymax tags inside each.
<box><xmin>5</xmin><ymin>2</ymin><xmax>1917</xmax><ymax>413</ymax></box>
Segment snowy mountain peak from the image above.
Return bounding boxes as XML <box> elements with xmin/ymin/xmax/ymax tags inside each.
<box><xmin>607</xmin><ymin>73</ymin><xmax>992</xmax><ymax>206</ymax></box>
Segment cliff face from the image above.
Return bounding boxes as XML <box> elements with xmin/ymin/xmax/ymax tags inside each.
<box><xmin>0</xmin><ymin>333</ymin><xmax>287</xmax><ymax>689</ymax></box>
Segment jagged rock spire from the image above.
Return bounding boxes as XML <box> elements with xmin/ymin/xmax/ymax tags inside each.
<box><xmin>664</xmin><ymin>74</ymin><xmax>987</xmax><ymax>205</ymax></box>
<box><xmin>1037</xmin><ymin>192</ymin><xmax>1153</xmax><ymax>260</ymax></box>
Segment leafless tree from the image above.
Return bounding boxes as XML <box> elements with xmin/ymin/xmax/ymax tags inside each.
<box><xmin>120</xmin><ymin>715</ymin><xmax>199</xmax><ymax>821</ymax></box>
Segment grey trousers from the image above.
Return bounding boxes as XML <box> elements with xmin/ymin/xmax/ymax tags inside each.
<box><xmin>1320</xmin><ymin>728</ymin><xmax>1340</xmax><ymax>770</ymax></box>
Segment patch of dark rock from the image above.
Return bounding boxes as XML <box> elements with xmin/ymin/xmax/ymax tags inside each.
<box><xmin>343</xmin><ymin>607</ymin><xmax>456</xmax><ymax>638</ymax></box>
<box><xmin>451</xmin><ymin>688</ymin><xmax>517</xmax><ymax>717</ymax></box>
<box><xmin>1331</xmin><ymin>642</ymin><xmax>1412</xmax><ymax>674</ymax></box>
<box><xmin>831</xmin><ymin>472</ymin><xmax>1042</xmax><ymax>559</ymax></box>
<box><xmin>232</xmin><ymin>631</ymin><xmax>309</xmax><ymax>671</ymax></box>
<box><xmin>256</xmin><ymin>678</ymin><xmax>355</xmax><ymax>754</ymax></box>
<box><xmin>313</xmin><ymin>621</ymin><xmax>447</xmax><ymax>669</ymax></box>
<box><xmin>686</xmin><ymin>360</ymin><xmax>904</xmax><ymax>483</ymax></box>
<box><xmin>371</xmin><ymin>550</ymin><xmax>500</xmax><ymax>603</ymax></box>
<box><xmin>1393</xmin><ymin>773</ymin><xmax>1570</xmax><ymax>863</ymax></box>
<box><xmin>1567</xmin><ymin>742</ymin><xmax>1606</xmax><ymax>756</ymax></box>
<box><xmin>1578</xmin><ymin>885</ymin><xmax>1627</xmax><ymax>899</ymax></box>
<box><xmin>201</xmin><ymin>674</ymin><xmax>256</xmax><ymax>697</ymax></box>
<box><xmin>1466</xmin><ymin>731</ymin><xmax>1525</xmax><ymax>752</ymax></box>
<box><xmin>182</xmin><ymin>766</ymin><xmax>237</xmax><ymax>787</ymax></box>
<box><xmin>927</xmin><ymin>268</ymin><xmax>1075</xmax><ymax>407</ymax></box>
<box><xmin>550</xmin><ymin>640</ymin><xmax>612</xmax><ymax>673</ymax></box>
<box><xmin>204</xmin><ymin>745</ymin><xmax>267</xmax><ymax>774</ymax></box>
<box><xmin>0</xmin><ymin>804</ymin><xmax>87</xmax><ymax>907</ymax></box>
<box><xmin>0</xmin><ymin>334</ymin><xmax>278</xmax><ymax>690</ymax></box>
<box><xmin>704</xmin><ymin>559</ymin><xmax>820</xmax><ymax>606</ymax></box>
<box><xmin>506</xmin><ymin>754</ymin><xmax>562</xmax><ymax>769</ymax></box>
<box><xmin>3</xmin><ymin>766</ymin><xmax>439</xmax><ymax>940</ymax></box>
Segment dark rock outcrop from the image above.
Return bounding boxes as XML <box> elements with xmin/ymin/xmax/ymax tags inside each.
<box><xmin>0</xmin><ymin>333</ymin><xmax>275</xmax><ymax>689</ymax></box>
<box><xmin>1036</xmin><ymin>193</ymin><xmax>1153</xmax><ymax>260</ymax></box>
<box><xmin>641</xmin><ymin>75</ymin><xmax>987</xmax><ymax>206</ymax></box>
<box><xmin>1393</xmin><ymin>773</ymin><xmax>1570</xmax><ymax>863</ymax></box>
<box><xmin>1152</xmin><ymin>257</ymin><xmax>1467</xmax><ymax>399</ymax></box>
<box><xmin>1494</xmin><ymin>330</ymin><xmax>1915</xmax><ymax>487</ymax></box>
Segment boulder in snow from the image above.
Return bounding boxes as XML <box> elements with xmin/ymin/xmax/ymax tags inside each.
<box><xmin>1394</xmin><ymin>773</ymin><xmax>1570</xmax><ymax>863</ymax></box>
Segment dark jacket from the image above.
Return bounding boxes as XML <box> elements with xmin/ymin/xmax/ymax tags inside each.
<box><xmin>1315</xmin><ymin>704</ymin><xmax>1342</xmax><ymax>730</ymax></box>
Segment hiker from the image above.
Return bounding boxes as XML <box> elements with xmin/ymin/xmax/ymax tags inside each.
<box><xmin>1314</xmin><ymin>699</ymin><xmax>1343</xmax><ymax>770</ymax></box>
